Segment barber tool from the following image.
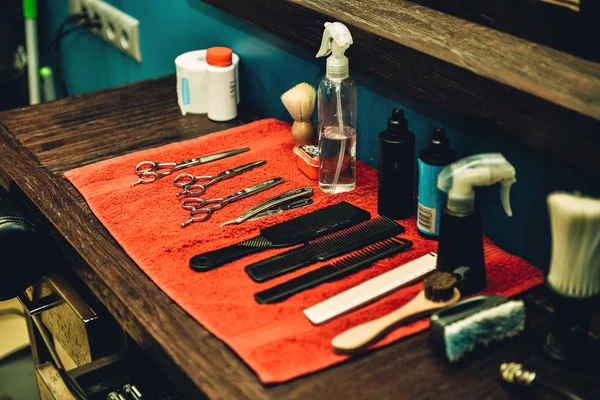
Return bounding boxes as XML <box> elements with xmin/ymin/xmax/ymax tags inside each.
<box><xmin>189</xmin><ymin>201</ymin><xmax>370</xmax><ymax>271</ymax></box>
<box><xmin>500</xmin><ymin>362</ymin><xmax>583</xmax><ymax>400</ymax></box>
<box><xmin>304</xmin><ymin>252</ymin><xmax>438</xmax><ymax>325</ymax></box>
<box><xmin>181</xmin><ymin>178</ymin><xmax>283</xmax><ymax>227</ymax></box>
<box><xmin>430</xmin><ymin>295</ymin><xmax>525</xmax><ymax>362</ymax></box>
<box><xmin>255</xmin><ymin>236</ymin><xmax>412</xmax><ymax>304</ymax></box>
<box><xmin>436</xmin><ymin>153</ymin><xmax>516</xmax><ymax>295</ymax></box>
<box><xmin>245</xmin><ymin>217</ymin><xmax>403</xmax><ymax>282</ymax></box>
<box><xmin>331</xmin><ymin>272</ymin><xmax>460</xmax><ymax>355</ymax></box>
<box><xmin>378</xmin><ymin>108</ymin><xmax>415</xmax><ymax>219</ymax></box>
<box><xmin>248</xmin><ymin>197</ymin><xmax>313</xmax><ymax>221</ymax></box>
<box><xmin>220</xmin><ymin>187</ymin><xmax>314</xmax><ymax>226</ymax></box>
<box><xmin>544</xmin><ymin>192</ymin><xmax>600</xmax><ymax>362</ymax></box>
<box><xmin>173</xmin><ymin>160</ymin><xmax>266</xmax><ymax>196</ymax></box>
<box><xmin>281</xmin><ymin>83</ymin><xmax>316</xmax><ymax>152</ymax></box>
<box><xmin>131</xmin><ymin>147</ymin><xmax>249</xmax><ymax>186</ymax></box>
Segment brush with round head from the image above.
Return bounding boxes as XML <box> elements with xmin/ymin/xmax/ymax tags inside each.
<box><xmin>280</xmin><ymin>83</ymin><xmax>316</xmax><ymax>152</ymax></box>
<box><xmin>544</xmin><ymin>192</ymin><xmax>600</xmax><ymax>362</ymax></box>
<box><xmin>331</xmin><ymin>272</ymin><xmax>460</xmax><ymax>354</ymax></box>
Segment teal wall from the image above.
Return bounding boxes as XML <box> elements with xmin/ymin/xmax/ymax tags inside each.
<box><xmin>42</xmin><ymin>0</ymin><xmax>598</xmax><ymax>270</ymax></box>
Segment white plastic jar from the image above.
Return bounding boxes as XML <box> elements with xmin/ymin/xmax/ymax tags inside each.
<box><xmin>206</xmin><ymin>47</ymin><xmax>237</xmax><ymax>121</ymax></box>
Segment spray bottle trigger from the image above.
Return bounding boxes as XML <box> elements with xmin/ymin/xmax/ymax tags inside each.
<box><xmin>316</xmin><ymin>24</ymin><xmax>333</xmax><ymax>58</ymax></box>
<box><xmin>501</xmin><ymin>179</ymin><xmax>516</xmax><ymax>217</ymax></box>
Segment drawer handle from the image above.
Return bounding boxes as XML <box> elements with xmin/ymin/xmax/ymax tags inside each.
<box><xmin>18</xmin><ymin>293</ymin><xmax>62</xmax><ymax>315</ymax></box>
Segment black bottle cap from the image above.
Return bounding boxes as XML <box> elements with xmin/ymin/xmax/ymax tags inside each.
<box><xmin>429</xmin><ymin>127</ymin><xmax>450</xmax><ymax>149</ymax></box>
<box><xmin>387</xmin><ymin>108</ymin><xmax>408</xmax><ymax>134</ymax></box>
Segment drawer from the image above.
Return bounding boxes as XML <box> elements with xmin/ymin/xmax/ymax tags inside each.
<box><xmin>35</xmin><ymin>350</ymin><xmax>183</xmax><ymax>400</ymax></box>
<box><xmin>22</xmin><ymin>274</ymin><xmax>126</xmax><ymax>367</ymax></box>
<box><xmin>36</xmin><ymin>362</ymin><xmax>78</xmax><ymax>400</ymax></box>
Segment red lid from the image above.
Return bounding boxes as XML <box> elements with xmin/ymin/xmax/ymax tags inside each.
<box><xmin>206</xmin><ymin>47</ymin><xmax>233</xmax><ymax>66</ymax></box>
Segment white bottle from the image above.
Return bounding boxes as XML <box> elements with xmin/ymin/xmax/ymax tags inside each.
<box><xmin>206</xmin><ymin>47</ymin><xmax>237</xmax><ymax>121</ymax></box>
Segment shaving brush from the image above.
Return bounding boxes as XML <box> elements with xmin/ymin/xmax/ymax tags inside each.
<box><xmin>544</xmin><ymin>192</ymin><xmax>600</xmax><ymax>362</ymax></box>
<box><xmin>281</xmin><ymin>83</ymin><xmax>316</xmax><ymax>152</ymax></box>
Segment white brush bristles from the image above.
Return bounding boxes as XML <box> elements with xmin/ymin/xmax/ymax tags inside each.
<box><xmin>281</xmin><ymin>83</ymin><xmax>316</xmax><ymax>123</ymax></box>
<box><xmin>547</xmin><ymin>192</ymin><xmax>600</xmax><ymax>298</ymax></box>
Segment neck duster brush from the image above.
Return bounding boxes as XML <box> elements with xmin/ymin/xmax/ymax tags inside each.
<box><xmin>281</xmin><ymin>83</ymin><xmax>316</xmax><ymax>153</ymax></box>
<box><xmin>545</xmin><ymin>192</ymin><xmax>600</xmax><ymax>362</ymax></box>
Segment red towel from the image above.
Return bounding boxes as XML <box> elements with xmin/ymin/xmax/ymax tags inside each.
<box><xmin>64</xmin><ymin>119</ymin><xmax>544</xmax><ymax>383</ymax></box>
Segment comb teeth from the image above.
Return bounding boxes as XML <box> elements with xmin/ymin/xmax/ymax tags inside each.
<box><xmin>330</xmin><ymin>237</ymin><xmax>408</xmax><ymax>270</ymax></box>
<box><xmin>261</xmin><ymin>201</ymin><xmax>370</xmax><ymax>244</ymax></box>
<box><xmin>246</xmin><ymin>217</ymin><xmax>403</xmax><ymax>282</ymax></box>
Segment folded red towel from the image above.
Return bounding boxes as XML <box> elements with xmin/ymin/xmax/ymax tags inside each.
<box><xmin>64</xmin><ymin>118</ymin><xmax>543</xmax><ymax>383</ymax></box>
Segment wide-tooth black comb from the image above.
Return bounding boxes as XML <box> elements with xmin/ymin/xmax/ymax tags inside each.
<box><xmin>245</xmin><ymin>216</ymin><xmax>404</xmax><ymax>282</ymax></box>
<box><xmin>190</xmin><ymin>202</ymin><xmax>370</xmax><ymax>271</ymax></box>
<box><xmin>254</xmin><ymin>236</ymin><xmax>413</xmax><ymax>304</ymax></box>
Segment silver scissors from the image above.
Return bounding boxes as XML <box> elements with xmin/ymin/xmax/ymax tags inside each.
<box><xmin>173</xmin><ymin>160</ymin><xmax>266</xmax><ymax>197</ymax></box>
<box><xmin>132</xmin><ymin>147</ymin><xmax>249</xmax><ymax>186</ymax></box>
<box><xmin>181</xmin><ymin>177</ymin><xmax>284</xmax><ymax>227</ymax></box>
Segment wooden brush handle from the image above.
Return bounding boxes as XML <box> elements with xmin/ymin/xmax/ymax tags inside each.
<box><xmin>331</xmin><ymin>289</ymin><xmax>460</xmax><ymax>354</ymax></box>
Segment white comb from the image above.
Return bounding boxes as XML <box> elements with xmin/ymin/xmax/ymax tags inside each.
<box><xmin>303</xmin><ymin>252</ymin><xmax>438</xmax><ymax>325</ymax></box>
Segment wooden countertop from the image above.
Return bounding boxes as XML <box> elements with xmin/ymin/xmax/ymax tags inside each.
<box><xmin>0</xmin><ymin>76</ymin><xmax>598</xmax><ymax>399</ymax></box>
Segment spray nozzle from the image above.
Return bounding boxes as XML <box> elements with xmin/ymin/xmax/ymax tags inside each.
<box><xmin>438</xmin><ymin>153</ymin><xmax>516</xmax><ymax>216</ymax></box>
<box><xmin>316</xmin><ymin>22</ymin><xmax>353</xmax><ymax>79</ymax></box>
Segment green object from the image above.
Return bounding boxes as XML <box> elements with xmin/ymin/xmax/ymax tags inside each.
<box><xmin>39</xmin><ymin>66</ymin><xmax>52</xmax><ymax>78</ymax></box>
<box><xmin>23</xmin><ymin>0</ymin><xmax>37</xmax><ymax>19</ymax></box>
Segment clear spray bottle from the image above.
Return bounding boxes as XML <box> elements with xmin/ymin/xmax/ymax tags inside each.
<box><xmin>316</xmin><ymin>22</ymin><xmax>356</xmax><ymax>194</ymax></box>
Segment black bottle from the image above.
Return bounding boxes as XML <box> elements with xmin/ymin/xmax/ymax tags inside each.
<box><xmin>378</xmin><ymin>109</ymin><xmax>415</xmax><ymax>219</ymax></box>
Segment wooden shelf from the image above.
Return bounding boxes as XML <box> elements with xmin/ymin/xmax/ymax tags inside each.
<box><xmin>200</xmin><ymin>0</ymin><xmax>600</xmax><ymax>173</ymax></box>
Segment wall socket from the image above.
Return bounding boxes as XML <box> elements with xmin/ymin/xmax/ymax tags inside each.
<box><xmin>68</xmin><ymin>0</ymin><xmax>142</xmax><ymax>62</ymax></box>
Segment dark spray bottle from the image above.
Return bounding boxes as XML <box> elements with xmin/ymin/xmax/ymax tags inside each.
<box><xmin>378</xmin><ymin>109</ymin><xmax>415</xmax><ymax>219</ymax></box>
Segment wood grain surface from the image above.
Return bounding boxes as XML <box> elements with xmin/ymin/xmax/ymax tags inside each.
<box><xmin>0</xmin><ymin>76</ymin><xmax>599</xmax><ymax>399</ymax></box>
<box><xmin>199</xmin><ymin>0</ymin><xmax>600</xmax><ymax>174</ymax></box>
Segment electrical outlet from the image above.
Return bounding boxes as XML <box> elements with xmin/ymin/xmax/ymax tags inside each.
<box><xmin>69</xmin><ymin>0</ymin><xmax>142</xmax><ymax>62</ymax></box>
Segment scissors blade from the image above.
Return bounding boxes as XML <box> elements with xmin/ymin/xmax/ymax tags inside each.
<box><xmin>196</xmin><ymin>148</ymin><xmax>250</xmax><ymax>166</ymax></box>
<box><xmin>218</xmin><ymin>160</ymin><xmax>266</xmax><ymax>178</ymax></box>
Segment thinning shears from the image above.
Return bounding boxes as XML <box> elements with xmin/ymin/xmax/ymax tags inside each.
<box><xmin>173</xmin><ymin>160</ymin><xmax>266</xmax><ymax>196</ymax></box>
<box><xmin>132</xmin><ymin>148</ymin><xmax>249</xmax><ymax>186</ymax></box>
<box><xmin>181</xmin><ymin>177</ymin><xmax>284</xmax><ymax>227</ymax></box>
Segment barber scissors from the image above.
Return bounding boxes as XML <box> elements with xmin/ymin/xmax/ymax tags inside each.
<box><xmin>132</xmin><ymin>147</ymin><xmax>249</xmax><ymax>186</ymax></box>
<box><xmin>181</xmin><ymin>177</ymin><xmax>284</xmax><ymax>227</ymax></box>
<box><xmin>173</xmin><ymin>160</ymin><xmax>266</xmax><ymax>197</ymax></box>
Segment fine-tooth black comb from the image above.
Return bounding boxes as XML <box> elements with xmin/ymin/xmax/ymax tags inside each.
<box><xmin>254</xmin><ymin>236</ymin><xmax>413</xmax><ymax>304</ymax></box>
<box><xmin>189</xmin><ymin>202</ymin><xmax>370</xmax><ymax>271</ymax></box>
<box><xmin>245</xmin><ymin>216</ymin><xmax>404</xmax><ymax>282</ymax></box>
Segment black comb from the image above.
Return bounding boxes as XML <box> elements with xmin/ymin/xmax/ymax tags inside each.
<box><xmin>245</xmin><ymin>216</ymin><xmax>404</xmax><ymax>282</ymax></box>
<box><xmin>254</xmin><ymin>236</ymin><xmax>413</xmax><ymax>304</ymax></box>
<box><xmin>190</xmin><ymin>202</ymin><xmax>370</xmax><ymax>271</ymax></box>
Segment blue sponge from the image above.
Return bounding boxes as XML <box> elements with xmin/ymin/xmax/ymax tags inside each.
<box><xmin>430</xmin><ymin>295</ymin><xmax>526</xmax><ymax>362</ymax></box>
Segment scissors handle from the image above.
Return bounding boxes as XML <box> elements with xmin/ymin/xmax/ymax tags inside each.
<box><xmin>173</xmin><ymin>173</ymin><xmax>214</xmax><ymax>188</ymax></box>
<box><xmin>131</xmin><ymin>171</ymin><xmax>171</xmax><ymax>186</ymax></box>
<box><xmin>134</xmin><ymin>161</ymin><xmax>176</xmax><ymax>175</ymax></box>
<box><xmin>181</xmin><ymin>197</ymin><xmax>223</xmax><ymax>211</ymax></box>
